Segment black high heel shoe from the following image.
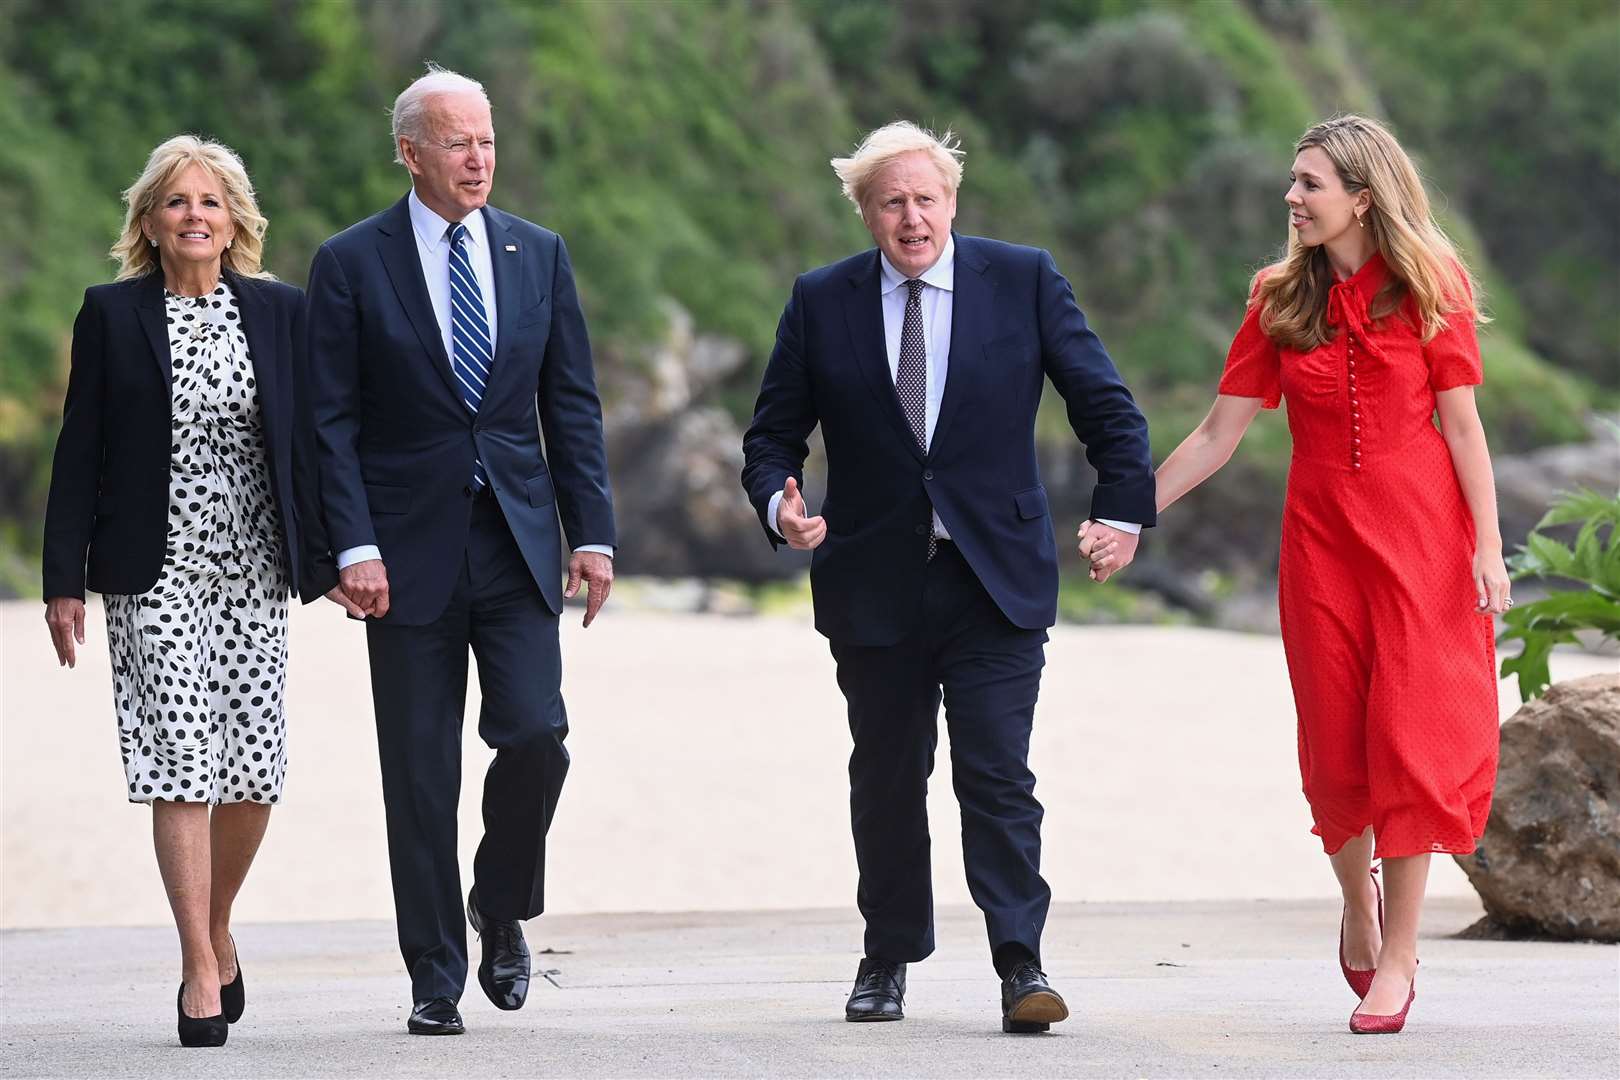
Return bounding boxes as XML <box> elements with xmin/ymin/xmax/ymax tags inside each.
<box><xmin>177</xmin><ymin>984</ymin><xmax>228</xmax><ymax>1047</ymax></box>
<box><xmin>220</xmin><ymin>936</ymin><xmax>245</xmax><ymax>1023</ymax></box>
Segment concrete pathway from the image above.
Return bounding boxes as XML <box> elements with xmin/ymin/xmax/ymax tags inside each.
<box><xmin>3</xmin><ymin>899</ymin><xmax>1616</xmax><ymax>1078</ymax></box>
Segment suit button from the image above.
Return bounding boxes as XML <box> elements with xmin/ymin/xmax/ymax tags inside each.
<box><xmin>923</xmin><ymin>469</ymin><xmax>934</xmax><ymax>481</ymax></box>
<box><xmin>915</xmin><ymin>524</ymin><xmax>928</xmax><ymax>535</ymax></box>
<box><xmin>473</xmin><ymin>425</ymin><xmax>483</xmax><ymax>434</ymax></box>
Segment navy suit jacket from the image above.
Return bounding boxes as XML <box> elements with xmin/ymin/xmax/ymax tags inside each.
<box><xmin>741</xmin><ymin>234</ymin><xmax>1154</xmax><ymax>646</ymax></box>
<box><xmin>304</xmin><ymin>195</ymin><xmax>615</xmax><ymax>626</ymax></box>
<box><xmin>43</xmin><ymin>270</ymin><xmax>313</xmax><ymax>600</ymax></box>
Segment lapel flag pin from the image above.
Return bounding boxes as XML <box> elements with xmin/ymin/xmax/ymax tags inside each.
<box><xmin>505</xmin><ymin>244</ymin><xmax>517</xmax><ymax>252</ymax></box>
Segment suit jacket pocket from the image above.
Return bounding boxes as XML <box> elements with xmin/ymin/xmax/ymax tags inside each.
<box><xmin>515</xmin><ymin>295</ymin><xmax>550</xmax><ymax>329</ymax></box>
<box><xmin>1013</xmin><ymin>485</ymin><xmax>1048</xmax><ymax>520</ymax></box>
<box><xmin>526</xmin><ymin>471</ymin><xmax>556</xmax><ymax>508</ymax></box>
<box><xmin>364</xmin><ymin>482</ymin><xmax>410</xmax><ymax>515</ymax></box>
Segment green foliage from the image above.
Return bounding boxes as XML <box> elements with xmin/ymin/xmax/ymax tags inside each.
<box><xmin>1498</xmin><ymin>482</ymin><xmax>1620</xmax><ymax>701</ymax></box>
<box><xmin>0</xmin><ymin>0</ymin><xmax>1612</xmax><ymax>592</ymax></box>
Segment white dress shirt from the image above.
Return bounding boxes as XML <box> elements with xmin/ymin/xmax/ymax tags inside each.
<box><xmin>336</xmin><ymin>189</ymin><xmax>611</xmax><ymax>570</ymax></box>
<box><xmin>768</xmin><ymin>236</ymin><xmax>1140</xmax><ymax>542</ymax></box>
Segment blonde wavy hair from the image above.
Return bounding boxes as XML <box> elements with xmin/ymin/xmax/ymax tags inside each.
<box><xmin>112</xmin><ymin>135</ymin><xmax>272</xmax><ymax>281</ymax></box>
<box><xmin>831</xmin><ymin>121</ymin><xmax>964</xmax><ymax>215</ymax></box>
<box><xmin>1254</xmin><ymin>115</ymin><xmax>1483</xmax><ymax>350</ymax></box>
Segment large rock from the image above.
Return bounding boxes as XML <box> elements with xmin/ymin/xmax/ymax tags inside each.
<box><xmin>1455</xmin><ymin>673</ymin><xmax>1620</xmax><ymax>941</ymax></box>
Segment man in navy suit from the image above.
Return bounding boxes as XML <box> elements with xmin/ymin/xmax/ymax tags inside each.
<box><xmin>304</xmin><ymin>67</ymin><xmax>616</xmax><ymax>1036</ymax></box>
<box><xmin>741</xmin><ymin>122</ymin><xmax>1154</xmax><ymax>1033</ymax></box>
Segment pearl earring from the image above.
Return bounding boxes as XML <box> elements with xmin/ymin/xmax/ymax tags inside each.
<box><xmin>149</xmin><ymin>238</ymin><xmax>158</xmax><ymax>247</ymax></box>
<box><xmin>1356</xmin><ymin>213</ymin><xmax>1366</xmax><ymax>229</ymax></box>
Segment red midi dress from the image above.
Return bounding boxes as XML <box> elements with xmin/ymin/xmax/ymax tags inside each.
<box><xmin>1218</xmin><ymin>253</ymin><xmax>1498</xmax><ymax>858</ymax></box>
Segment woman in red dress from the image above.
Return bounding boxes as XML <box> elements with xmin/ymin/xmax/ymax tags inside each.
<box><xmin>1088</xmin><ymin>116</ymin><xmax>1511</xmax><ymax>1033</ymax></box>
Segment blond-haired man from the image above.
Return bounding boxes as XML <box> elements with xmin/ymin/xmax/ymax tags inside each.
<box><xmin>742</xmin><ymin>122</ymin><xmax>1154</xmax><ymax>1032</ymax></box>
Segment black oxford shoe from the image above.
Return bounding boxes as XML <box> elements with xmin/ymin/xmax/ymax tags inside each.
<box><xmin>407</xmin><ymin>997</ymin><xmax>465</xmax><ymax>1036</ymax></box>
<box><xmin>845</xmin><ymin>957</ymin><xmax>906</xmax><ymax>1022</ymax></box>
<box><xmin>467</xmin><ymin>887</ymin><xmax>531</xmax><ymax>1011</ymax></box>
<box><xmin>1000</xmin><ymin>961</ymin><xmax>1069</xmax><ymax>1033</ymax></box>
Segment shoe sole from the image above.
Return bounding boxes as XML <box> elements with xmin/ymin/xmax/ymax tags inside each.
<box><xmin>407</xmin><ymin>1024</ymin><xmax>465</xmax><ymax>1036</ymax></box>
<box><xmin>1004</xmin><ymin>990</ymin><xmax>1069</xmax><ymax>1032</ymax></box>
<box><xmin>845</xmin><ymin>1012</ymin><xmax>904</xmax><ymax>1022</ymax></box>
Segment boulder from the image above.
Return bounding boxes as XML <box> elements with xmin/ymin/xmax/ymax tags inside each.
<box><xmin>1455</xmin><ymin>673</ymin><xmax>1620</xmax><ymax>941</ymax></box>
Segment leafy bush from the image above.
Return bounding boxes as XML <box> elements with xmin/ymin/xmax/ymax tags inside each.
<box><xmin>1499</xmin><ymin>482</ymin><xmax>1620</xmax><ymax>701</ymax></box>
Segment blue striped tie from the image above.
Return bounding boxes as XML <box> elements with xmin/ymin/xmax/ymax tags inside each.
<box><xmin>448</xmin><ymin>222</ymin><xmax>491</xmax><ymax>490</ymax></box>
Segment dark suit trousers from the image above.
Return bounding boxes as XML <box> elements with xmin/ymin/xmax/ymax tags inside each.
<box><xmin>365</xmin><ymin>494</ymin><xmax>570</xmax><ymax>1002</ymax></box>
<box><xmin>829</xmin><ymin>541</ymin><xmax>1051</xmax><ymax>968</ymax></box>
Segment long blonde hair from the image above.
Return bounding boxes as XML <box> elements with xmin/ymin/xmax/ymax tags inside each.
<box><xmin>112</xmin><ymin>135</ymin><xmax>272</xmax><ymax>281</ymax></box>
<box><xmin>1254</xmin><ymin>115</ymin><xmax>1483</xmax><ymax>350</ymax></box>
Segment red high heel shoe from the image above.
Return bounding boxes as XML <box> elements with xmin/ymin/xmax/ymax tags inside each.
<box><xmin>1338</xmin><ymin>867</ymin><xmax>1382</xmax><ymax>998</ymax></box>
<box><xmin>1349</xmin><ymin>969</ymin><xmax>1415</xmax><ymax>1034</ymax></box>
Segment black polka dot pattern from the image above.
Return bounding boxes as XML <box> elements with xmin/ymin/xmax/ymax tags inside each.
<box><xmin>104</xmin><ymin>282</ymin><xmax>290</xmax><ymax>805</ymax></box>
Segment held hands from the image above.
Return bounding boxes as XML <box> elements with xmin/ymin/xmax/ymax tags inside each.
<box><xmin>1473</xmin><ymin>545</ymin><xmax>1513</xmax><ymax>615</ymax></box>
<box><xmin>1077</xmin><ymin>520</ymin><xmax>1139</xmax><ymax>584</ymax></box>
<box><xmin>565</xmin><ymin>550</ymin><xmax>614</xmax><ymax>627</ymax></box>
<box><xmin>45</xmin><ymin>597</ymin><xmax>86</xmax><ymax>668</ymax></box>
<box><xmin>777</xmin><ymin>476</ymin><xmax>827</xmax><ymax>550</ymax></box>
<box><xmin>336</xmin><ymin>558</ymin><xmax>390</xmax><ymax>619</ymax></box>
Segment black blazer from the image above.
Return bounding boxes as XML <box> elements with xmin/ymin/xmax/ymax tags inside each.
<box><xmin>304</xmin><ymin>195</ymin><xmax>616</xmax><ymax>626</ymax></box>
<box><xmin>742</xmin><ymin>234</ymin><xmax>1155</xmax><ymax>646</ymax></box>
<box><xmin>42</xmin><ymin>269</ymin><xmax>313</xmax><ymax>599</ymax></box>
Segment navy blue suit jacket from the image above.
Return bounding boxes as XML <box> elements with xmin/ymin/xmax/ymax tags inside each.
<box><xmin>742</xmin><ymin>234</ymin><xmax>1154</xmax><ymax>646</ymax></box>
<box><xmin>304</xmin><ymin>195</ymin><xmax>615</xmax><ymax>626</ymax></box>
<box><xmin>43</xmin><ymin>270</ymin><xmax>313</xmax><ymax>600</ymax></box>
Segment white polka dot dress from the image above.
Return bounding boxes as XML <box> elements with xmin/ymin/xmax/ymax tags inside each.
<box><xmin>104</xmin><ymin>282</ymin><xmax>290</xmax><ymax>804</ymax></box>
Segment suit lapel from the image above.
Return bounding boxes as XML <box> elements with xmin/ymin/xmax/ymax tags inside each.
<box><xmin>227</xmin><ymin>271</ymin><xmax>278</xmax><ymax>434</ymax></box>
<box><xmin>374</xmin><ymin>196</ymin><xmax>462</xmax><ymax>405</ymax></box>
<box><xmin>930</xmin><ymin>235</ymin><xmax>991</xmax><ymax>456</ymax></box>
<box><xmin>134</xmin><ymin>271</ymin><xmax>173</xmax><ymax>393</ymax></box>
<box><xmin>844</xmin><ymin>251</ymin><xmax>924</xmax><ymax>463</ymax></box>
<box><xmin>480</xmin><ymin>205</ymin><xmax>523</xmax><ymax>412</ymax></box>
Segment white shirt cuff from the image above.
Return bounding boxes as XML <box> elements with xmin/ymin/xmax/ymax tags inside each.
<box><xmin>1095</xmin><ymin>518</ymin><xmax>1141</xmax><ymax>535</ymax></box>
<box><xmin>573</xmin><ymin>545</ymin><xmax>615</xmax><ymax>558</ymax></box>
<box><xmin>766</xmin><ymin>490</ymin><xmax>786</xmax><ymax>539</ymax></box>
<box><xmin>336</xmin><ymin>545</ymin><xmax>381</xmax><ymax>570</ymax></box>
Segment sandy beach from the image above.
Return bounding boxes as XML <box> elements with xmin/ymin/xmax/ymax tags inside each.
<box><xmin>2</xmin><ymin>598</ymin><xmax>1611</xmax><ymax>928</ymax></box>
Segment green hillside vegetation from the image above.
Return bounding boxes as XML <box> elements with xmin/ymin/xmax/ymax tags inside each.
<box><xmin>2</xmin><ymin>0</ymin><xmax>1612</xmax><ymax>596</ymax></box>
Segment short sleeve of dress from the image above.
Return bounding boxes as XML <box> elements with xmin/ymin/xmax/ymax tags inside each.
<box><xmin>1423</xmin><ymin>301</ymin><xmax>1483</xmax><ymax>392</ymax></box>
<box><xmin>1218</xmin><ymin>296</ymin><xmax>1282</xmax><ymax>409</ymax></box>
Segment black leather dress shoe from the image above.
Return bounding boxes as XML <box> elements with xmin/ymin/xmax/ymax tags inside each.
<box><xmin>467</xmin><ymin>887</ymin><xmax>531</xmax><ymax>1011</ymax></box>
<box><xmin>407</xmin><ymin>997</ymin><xmax>465</xmax><ymax>1036</ymax></box>
<box><xmin>1000</xmin><ymin>961</ymin><xmax>1069</xmax><ymax>1033</ymax></box>
<box><xmin>845</xmin><ymin>958</ymin><xmax>906</xmax><ymax>1022</ymax></box>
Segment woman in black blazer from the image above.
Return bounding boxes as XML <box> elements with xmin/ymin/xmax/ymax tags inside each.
<box><xmin>41</xmin><ymin>135</ymin><xmax>341</xmax><ymax>1047</ymax></box>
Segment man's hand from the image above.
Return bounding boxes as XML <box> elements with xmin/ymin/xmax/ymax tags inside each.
<box><xmin>339</xmin><ymin>558</ymin><xmax>390</xmax><ymax>618</ymax></box>
<box><xmin>324</xmin><ymin>584</ymin><xmax>369</xmax><ymax>619</ymax></box>
<box><xmin>565</xmin><ymin>551</ymin><xmax>614</xmax><ymax>628</ymax></box>
<box><xmin>1077</xmin><ymin>520</ymin><xmax>1139</xmax><ymax>584</ymax></box>
<box><xmin>45</xmin><ymin>597</ymin><xmax>86</xmax><ymax>668</ymax></box>
<box><xmin>777</xmin><ymin>476</ymin><xmax>827</xmax><ymax>550</ymax></box>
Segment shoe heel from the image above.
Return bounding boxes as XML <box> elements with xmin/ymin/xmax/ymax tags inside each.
<box><xmin>1002</xmin><ymin>1018</ymin><xmax>1049</xmax><ymax>1034</ymax></box>
<box><xmin>176</xmin><ymin>984</ymin><xmax>229</xmax><ymax>1047</ymax></box>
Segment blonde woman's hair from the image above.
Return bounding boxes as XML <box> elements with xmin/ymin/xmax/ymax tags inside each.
<box><xmin>112</xmin><ymin>135</ymin><xmax>272</xmax><ymax>281</ymax></box>
<box><xmin>831</xmin><ymin>121</ymin><xmax>964</xmax><ymax>215</ymax></box>
<box><xmin>1254</xmin><ymin>115</ymin><xmax>1484</xmax><ymax>350</ymax></box>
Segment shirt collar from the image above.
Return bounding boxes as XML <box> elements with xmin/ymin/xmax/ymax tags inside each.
<box><xmin>408</xmin><ymin>188</ymin><xmax>487</xmax><ymax>250</ymax></box>
<box><xmin>879</xmin><ymin>234</ymin><xmax>956</xmax><ymax>296</ymax></box>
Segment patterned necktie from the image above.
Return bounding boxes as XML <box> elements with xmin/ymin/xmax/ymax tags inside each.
<box><xmin>896</xmin><ymin>278</ymin><xmax>937</xmax><ymax>559</ymax></box>
<box><xmin>448</xmin><ymin>222</ymin><xmax>490</xmax><ymax>490</ymax></box>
